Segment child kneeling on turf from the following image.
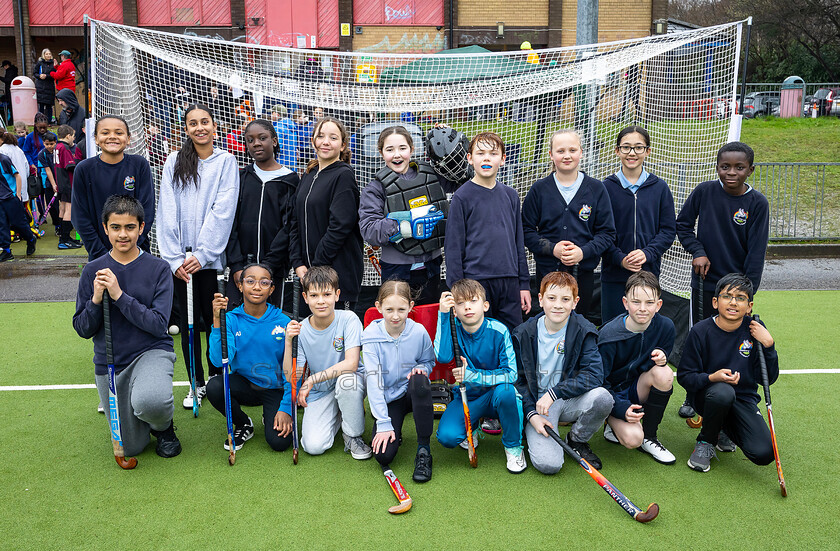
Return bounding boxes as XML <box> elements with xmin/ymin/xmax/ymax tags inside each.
<box><xmin>73</xmin><ymin>194</ymin><xmax>180</xmax><ymax>459</ymax></box>
<box><xmin>677</xmin><ymin>273</ymin><xmax>778</xmax><ymax>473</ymax></box>
<box><xmin>598</xmin><ymin>271</ymin><xmax>676</xmax><ymax>464</ymax></box>
<box><xmin>435</xmin><ymin>279</ymin><xmax>526</xmax><ymax>473</ymax></box>
<box><xmin>363</xmin><ymin>279</ymin><xmax>436</xmax><ymax>482</ymax></box>
<box><xmin>514</xmin><ymin>271</ymin><xmax>612</xmax><ymax>473</ymax></box>
<box><xmin>283</xmin><ymin>266</ymin><xmax>371</xmax><ymax>459</ymax></box>
<box><xmin>207</xmin><ymin>262</ymin><xmax>294</xmax><ymax>452</ymax></box>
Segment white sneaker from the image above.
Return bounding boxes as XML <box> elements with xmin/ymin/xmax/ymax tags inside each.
<box><xmin>459</xmin><ymin>430</ymin><xmax>479</xmax><ymax>450</ymax></box>
<box><xmin>603</xmin><ymin>424</ymin><xmax>619</xmax><ymax>444</ymax></box>
<box><xmin>504</xmin><ymin>445</ymin><xmax>527</xmax><ymax>473</ymax></box>
<box><xmin>640</xmin><ymin>438</ymin><xmax>676</xmax><ymax>465</ymax></box>
<box><xmin>183</xmin><ymin>386</ymin><xmax>205</xmax><ymax>409</ymax></box>
<box><xmin>168</xmin><ymin>325</ymin><xmax>180</xmax><ymax>335</ymax></box>
<box><xmin>97</xmin><ymin>401</ymin><xmax>105</xmax><ymax>414</ymax></box>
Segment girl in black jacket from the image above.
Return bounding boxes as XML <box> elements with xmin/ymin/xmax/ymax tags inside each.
<box><xmin>33</xmin><ymin>49</ymin><xmax>57</xmax><ymax>122</ymax></box>
<box><xmin>289</xmin><ymin>116</ymin><xmax>363</xmax><ymax>310</ymax></box>
<box><xmin>226</xmin><ymin>119</ymin><xmax>300</xmax><ymax>306</ymax></box>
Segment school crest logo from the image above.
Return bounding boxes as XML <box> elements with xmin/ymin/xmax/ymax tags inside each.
<box><xmin>333</xmin><ymin>337</ymin><xmax>344</xmax><ymax>352</ymax></box>
<box><xmin>733</xmin><ymin>208</ymin><xmax>748</xmax><ymax>226</ymax></box>
<box><xmin>578</xmin><ymin>204</ymin><xmax>592</xmax><ymax>221</ymax></box>
<box><xmin>123</xmin><ymin>176</ymin><xmax>135</xmax><ymax>191</ymax></box>
<box><xmin>555</xmin><ymin>340</ymin><xmax>565</xmax><ymax>355</ymax></box>
<box><xmin>271</xmin><ymin>325</ymin><xmax>285</xmax><ymax>340</ymax></box>
<box><xmin>738</xmin><ymin>339</ymin><xmax>752</xmax><ymax>358</ymax></box>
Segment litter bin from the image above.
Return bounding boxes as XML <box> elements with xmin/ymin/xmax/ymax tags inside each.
<box><xmin>779</xmin><ymin>75</ymin><xmax>805</xmax><ymax>118</ymax></box>
<box><xmin>10</xmin><ymin>76</ymin><xmax>38</xmax><ymax>125</ymax></box>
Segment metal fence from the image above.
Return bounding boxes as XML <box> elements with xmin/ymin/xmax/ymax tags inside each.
<box><xmin>748</xmin><ymin>162</ymin><xmax>840</xmax><ymax>240</ymax></box>
<box><xmin>741</xmin><ymin>82</ymin><xmax>839</xmax><ymax>99</ymax></box>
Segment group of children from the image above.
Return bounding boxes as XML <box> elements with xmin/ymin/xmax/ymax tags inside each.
<box><xmin>69</xmin><ymin>105</ymin><xmax>778</xmax><ymax>485</ymax></box>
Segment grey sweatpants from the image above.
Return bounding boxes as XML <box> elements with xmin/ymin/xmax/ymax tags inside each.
<box><xmin>525</xmin><ymin>387</ymin><xmax>613</xmax><ymax>474</ymax></box>
<box><xmin>95</xmin><ymin>349</ymin><xmax>176</xmax><ymax>457</ymax></box>
<box><xmin>300</xmin><ymin>372</ymin><xmax>366</xmax><ymax>455</ymax></box>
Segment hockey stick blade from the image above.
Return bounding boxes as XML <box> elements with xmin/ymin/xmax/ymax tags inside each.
<box><xmin>383</xmin><ymin>468</ymin><xmax>412</xmax><ymax>514</ymax></box>
<box><xmin>686</xmin><ymin>416</ymin><xmax>703</xmax><ymax>429</ymax></box>
<box><xmin>104</xmin><ymin>293</ymin><xmax>137</xmax><ymax>470</ymax></box>
<box><xmin>546</xmin><ymin>426</ymin><xmax>658</xmax><ymax>523</ymax></box>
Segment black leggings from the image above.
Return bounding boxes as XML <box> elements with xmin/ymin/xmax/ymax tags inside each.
<box><xmin>173</xmin><ymin>269</ymin><xmax>219</xmax><ymax>386</ymax></box>
<box><xmin>371</xmin><ymin>374</ymin><xmax>433</xmax><ymax>467</ymax></box>
<box><xmin>692</xmin><ymin>382</ymin><xmax>774</xmax><ymax>465</ymax></box>
<box><xmin>206</xmin><ymin>372</ymin><xmax>292</xmax><ymax>452</ymax></box>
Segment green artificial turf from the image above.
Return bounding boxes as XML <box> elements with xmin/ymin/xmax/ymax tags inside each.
<box><xmin>1</xmin><ymin>293</ymin><xmax>838</xmax><ymax>549</ymax></box>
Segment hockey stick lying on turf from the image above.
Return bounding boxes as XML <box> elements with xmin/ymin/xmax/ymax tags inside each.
<box><xmin>103</xmin><ymin>292</ymin><xmax>138</xmax><ymax>470</ymax></box>
<box><xmin>217</xmin><ymin>269</ymin><xmax>235</xmax><ymax>465</ymax></box>
<box><xmin>291</xmin><ymin>276</ymin><xmax>301</xmax><ymax>465</ymax></box>
<box><xmin>185</xmin><ymin>247</ymin><xmax>199</xmax><ymax>418</ymax></box>
<box><xmin>686</xmin><ymin>278</ymin><xmax>704</xmax><ymax>429</ymax></box>
<box><xmin>450</xmin><ymin>307</ymin><xmax>477</xmax><ymax>468</ymax></box>
<box><xmin>383</xmin><ymin>465</ymin><xmax>412</xmax><ymax>514</ymax></box>
<box><xmin>545</xmin><ymin>426</ymin><xmax>658</xmax><ymax>523</ymax></box>
<box><xmin>754</xmin><ymin>314</ymin><xmax>787</xmax><ymax>497</ymax></box>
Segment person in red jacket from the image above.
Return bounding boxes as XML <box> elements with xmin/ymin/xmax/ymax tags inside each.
<box><xmin>50</xmin><ymin>50</ymin><xmax>76</xmax><ymax>93</ymax></box>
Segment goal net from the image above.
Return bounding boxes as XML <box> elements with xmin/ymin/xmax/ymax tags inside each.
<box><xmin>90</xmin><ymin>19</ymin><xmax>745</xmax><ymax>297</ymax></box>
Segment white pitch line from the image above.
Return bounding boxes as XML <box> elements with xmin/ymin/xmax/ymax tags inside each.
<box><xmin>0</xmin><ymin>371</ymin><xmax>838</xmax><ymax>391</ymax></box>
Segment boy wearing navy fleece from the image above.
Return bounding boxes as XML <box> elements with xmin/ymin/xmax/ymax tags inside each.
<box><xmin>522</xmin><ymin>130</ymin><xmax>615</xmax><ymax>322</ymax></box>
<box><xmin>599</xmin><ymin>271</ymin><xmax>676</xmax><ymax>465</ymax></box>
<box><xmin>444</xmin><ymin>131</ymin><xmax>531</xmax><ymax>330</ymax></box>
<box><xmin>73</xmin><ymin>195</ymin><xmax>180</xmax><ymax>459</ymax></box>
<box><xmin>677</xmin><ymin>273</ymin><xmax>778</xmax><ymax>473</ymax></box>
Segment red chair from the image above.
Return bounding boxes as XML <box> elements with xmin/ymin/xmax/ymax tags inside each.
<box><xmin>363</xmin><ymin>303</ymin><xmax>454</xmax><ymax>383</ymax></box>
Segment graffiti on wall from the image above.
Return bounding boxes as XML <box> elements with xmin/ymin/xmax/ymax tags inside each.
<box><xmin>358</xmin><ymin>31</ymin><xmax>445</xmax><ymax>54</ymax></box>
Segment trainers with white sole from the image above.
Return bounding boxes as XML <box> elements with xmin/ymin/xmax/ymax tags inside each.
<box><xmin>182</xmin><ymin>385</ymin><xmax>206</xmax><ymax>409</ymax></box>
<box><xmin>603</xmin><ymin>423</ymin><xmax>619</xmax><ymax>444</ymax></box>
<box><xmin>504</xmin><ymin>446</ymin><xmax>527</xmax><ymax>473</ymax></box>
<box><xmin>716</xmin><ymin>431</ymin><xmax>737</xmax><ymax>452</ymax></box>
<box><xmin>224</xmin><ymin>417</ymin><xmax>254</xmax><ymax>451</ymax></box>
<box><xmin>687</xmin><ymin>441</ymin><xmax>717</xmax><ymax>472</ymax></box>
<box><xmin>343</xmin><ymin>433</ymin><xmax>373</xmax><ymax>460</ymax></box>
<box><xmin>97</xmin><ymin>401</ymin><xmax>105</xmax><ymax>414</ymax></box>
<box><xmin>640</xmin><ymin>438</ymin><xmax>676</xmax><ymax>464</ymax></box>
<box><xmin>459</xmin><ymin>430</ymin><xmax>479</xmax><ymax>450</ymax></box>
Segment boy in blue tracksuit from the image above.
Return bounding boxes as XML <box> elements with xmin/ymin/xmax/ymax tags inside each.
<box><xmin>601</xmin><ymin>126</ymin><xmax>676</xmax><ymax>323</ymax></box>
<box><xmin>0</xmin><ymin>152</ymin><xmax>36</xmax><ymax>261</ymax></box>
<box><xmin>599</xmin><ymin>271</ymin><xmax>676</xmax><ymax>465</ymax></box>
<box><xmin>513</xmin><ymin>271</ymin><xmax>612</xmax><ymax>474</ymax></box>
<box><xmin>677</xmin><ymin>273</ymin><xmax>778</xmax><ymax>473</ymax></box>
<box><xmin>435</xmin><ymin>279</ymin><xmax>526</xmax><ymax>473</ymax></box>
<box><xmin>208</xmin><ymin>262</ymin><xmax>294</xmax><ymax>452</ymax></box>
<box><xmin>522</xmin><ymin>129</ymin><xmax>615</xmax><ymax>322</ymax></box>
<box><xmin>444</xmin><ymin>131</ymin><xmax>531</xmax><ymax>331</ymax></box>
<box><xmin>676</xmin><ymin>141</ymin><xmax>769</xmax><ymax>418</ymax></box>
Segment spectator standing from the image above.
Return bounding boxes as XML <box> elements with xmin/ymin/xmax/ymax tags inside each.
<box><xmin>33</xmin><ymin>49</ymin><xmax>57</xmax><ymax>123</ymax></box>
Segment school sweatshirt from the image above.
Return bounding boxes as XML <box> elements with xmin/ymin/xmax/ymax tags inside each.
<box><xmin>56</xmin><ymin>89</ymin><xmax>85</xmax><ymax>145</ymax></box>
<box><xmin>597</xmin><ymin>312</ymin><xmax>675</xmax><ymax>419</ymax></box>
<box><xmin>226</xmin><ymin>163</ymin><xmax>300</xmax><ymax>276</ymax></box>
<box><xmin>522</xmin><ymin>173</ymin><xmax>616</xmax><ymax>273</ymax></box>
<box><xmin>208</xmin><ymin>304</ymin><xmax>293</xmax><ymax>415</ymax></box>
<box><xmin>676</xmin><ymin>180</ymin><xmax>770</xmax><ymax>291</ymax></box>
<box><xmin>72</xmin><ymin>154</ymin><xmax>156</xmax><ymax>261</ymax></box>
<box><xmin>362</xmin><ymin>318</ymin><xmax>435</xmax><ymax>432</ymax></box>
<box><xmin>601</xmin><ymin>172</ymin><xmax>676</xmax><ymax>282</ymax></box>
<box><xmin>434</xmin><ymin>310</ymin><xmax>517</xmax><ymax>398</ymax></box>
<box><xmin>513</xmin><ymin>311</ymin><xmax>604</xmax><ymax>421</ymax></box>
<box><xmin>73</xmin><ymin>251</ymin><xmax>174</xmax><ymax>375</ymax></box>
<box><xmin>444</xmin><ymin>180</ymin><xmax>530</xmax><ymax>289</ymax></box>
<box><xmin>22</xmin><ymin>131</ymin><xmax>45</xmax><ymax>168</ymax></box>
<box><xmin>677</xmin><ymin>316</ymin><xmax>778</xmax><ymax>405</ymax></box>
<box><xmin>157</xmin><ymin>148</ymin><xmax>240</xmax><ymax>273</ymax></box>
<box><xmin>288</xmin><ymin>161</ymin><xmax>364</xmax><ymax>302</ymax></box>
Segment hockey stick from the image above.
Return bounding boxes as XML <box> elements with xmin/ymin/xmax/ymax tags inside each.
<box><xmin>686</xmin><ymin>278</ymin><xmax>704</xmax><ymax>429</ymax></box>
<box><xmin>383</xmin><ymin>465</ymin><xmax>412</xmax><ymax>514</ymax></box>
<box><xmin>37</xmin><ymin>194</ymin><xmax>57</xmax><ymax>226</ymax></box>
<box><xmin>186</xmin><ymin>247</ymin><xmax>199</xmax><ymax>417</ymax></box>
<box><xmin>217</xmin><ymin>269</ymin><xmax>235</xmax><ymax>465</ymax></box>
<box><xmin>365</xmin><ymin>245</ymin><xmax>382</xmax><ymax>277</ymax></box>
<box><xmin>290</xmin><ymin>276</ymin><xmax>301</xmax><ymax>465</ymax></box>
<box><xmin>753</xmin><ymin>314</ymin><xmax>787</xmax><ymax>497</ymax></box>
<box><xmin>545</xmin><ymin>426</ymin><xmax>658</xmax><ymax>522</ymax></box>
<box><xmin>450</xmin><ymin>307</ymin><xmax>477</xmax><ymax>468</ymax></box>
<box><xmin>103</xmin><ymin>292</ymin><xmax>138</xmax><ymax>470</ymax></box>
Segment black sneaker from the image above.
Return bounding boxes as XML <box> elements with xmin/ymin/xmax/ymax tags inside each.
<box><xmin>224</xmin><ymin>417</ymin><xmax>254</xmax><ymax>451</ymax></box>
<box><xmin>566</xmin><ymin>433</ymin><xmax>602</xmax><ymax>470</ymax></box>
<box><xmin>716</xmin><ymin>431</ymin><xmax>737</xmax><ymax>452</ymax></box>
<box><xmin>150</xmin><ymin>422</ymin><xmax>182</xmax><ymax>458</ymax></box>
<box><xmin>0</xmin><ymin>250</ymin><xmax>13</xmax><ymax>262</ymax></box>
<box><xmin>26</xmin><ymin>239</ymin><xmax>36</xmax><ymax>256</ymax></box>
<box><xmin>11</xmin><ymin>233</ymin><xmax>20</xmax><ymax>243</ymax></box>
<box><xmin>678</xmin><ymin>399</ymin><xmax>696</xmax><ymax>418</ymax></box>
<box><xmin>413</xmin><ymin>447</ymin><xmax>433</xmax><ymax>483</ymax></box>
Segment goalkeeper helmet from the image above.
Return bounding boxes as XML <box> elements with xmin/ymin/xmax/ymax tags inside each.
<box><xmin>425</xmin><ymin>126</ymin><xmax>473</xmax><ymax>185</ymax></box>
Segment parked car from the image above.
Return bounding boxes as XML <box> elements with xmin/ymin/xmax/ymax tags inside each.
<box><xmin>810</xmin><ymin>87</ymin><xmax>840</xmax><ymax>116</ymax></box>
<box><xmin>743</xmin><ymin>92</ymin><xmax>780</xmax><ymax>118</ymax></box>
